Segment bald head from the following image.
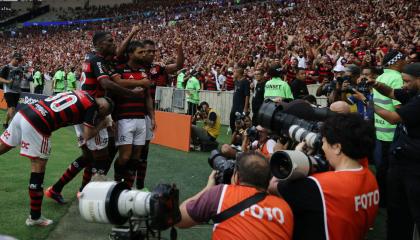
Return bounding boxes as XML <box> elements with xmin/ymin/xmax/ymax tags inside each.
<box><xmin>235</xmin><ymin>152</ymin><xmax>271</xmax><ymax>190</ymax></box>
<box><xmin>330</xmin><ymin>101</ymin><xmax>351</xmax><ymax>114</ymax></box>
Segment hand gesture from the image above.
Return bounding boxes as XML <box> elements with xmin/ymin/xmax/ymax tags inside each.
<box><xmin>130</xmin><ymin>25</ymin><xmax>140</xmax><ymax>35</ymax></box>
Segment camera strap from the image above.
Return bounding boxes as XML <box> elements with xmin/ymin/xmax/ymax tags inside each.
<box><xmin>210</xmin><ymin>192</ymin><xmax>267</xmax><ymax>224</ymax></box>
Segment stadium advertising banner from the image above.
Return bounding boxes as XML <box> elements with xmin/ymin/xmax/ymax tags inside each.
<box><xmin>16</xmin><ymin>92</ymin><xmax>48</xmax><ymax>111</ymax></box>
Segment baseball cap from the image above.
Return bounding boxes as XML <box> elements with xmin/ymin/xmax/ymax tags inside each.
<box><xmin>333</xmin><ymin>65</ymin><xmax>346</xmax><ymax>72</ymax></box>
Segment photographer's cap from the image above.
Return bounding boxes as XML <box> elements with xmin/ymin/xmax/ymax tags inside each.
<box><xmin>333</xmin><ymin>65</ymin><xmax>346</xmax><ymax>72</ymax></box>
<box><xmin>382</xmin><ymin>50</ymin><xmax>405</xmax><ymax>67</ymax></box>
<box><xmin>345</xmin><ymin>64</ymin><xmax>361</xmax><ymax>76</ymax></box>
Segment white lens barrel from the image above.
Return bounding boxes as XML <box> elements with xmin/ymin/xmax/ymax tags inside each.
<box><xmin>79</xmin><ymin>181</ymin><xmax>116</xmax><ymax>223</ymax></box>
<box><xmin>280</xmin><ymin>150</ymin><xmax>311</xmax><ymax>181</ymax></box>
<box><xmin>117</xmin><ymin>190</ymin><xmax>151</xmax><ymax>218</ymax></box>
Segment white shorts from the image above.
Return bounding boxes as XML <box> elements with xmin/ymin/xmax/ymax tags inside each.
<box><xmin>74</xmin><ymin>124</ymin><xmax>108</xmax><ymax>151</ymax></box>
<box><xmin>116</xmin><ymin>118</ymin><xmax>146</xmax><ymax>146</ymax></box>
<box><xmin>0</xmin><ymin>112</ymin><xmax>51</xmax><ymax>159</ymax></box>
<box><xmin>145</xmin><ymin>115</ymin><xmax>154</xmax><ymax>141</ymax></box>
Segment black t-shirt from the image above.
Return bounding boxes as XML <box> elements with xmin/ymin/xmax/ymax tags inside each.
<box><xmin>290</xmin><ymin>79</ymin><xmax>309</xmax><ymax>99</ymax></box>
<box><xmin>395</xmin><ymin>89</ymin><xmax>420</xmax><ymax>138</ymax></box>
<box><xmin>278</xmin><ymin>178</ymin><xmax>326</xmax><ymax>240</ymax></box>
<box><xmin>231</xmin><ymin>79</ymin><xmax>250</xmax><ymax>113</ymax></box>
<box><xmin>252</xmin><ymin>81</ymin><xmax>266</xmax><ymax>112</ymax></box>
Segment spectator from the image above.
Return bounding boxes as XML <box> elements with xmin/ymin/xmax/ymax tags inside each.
<box><xmin>290</xmin><ymin>68</ymin><xmax>309</xmax><ymax>99</ymax></box>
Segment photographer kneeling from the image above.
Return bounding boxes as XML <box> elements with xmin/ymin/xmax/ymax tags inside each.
<box><xmin>191</xmin><ymin>101</ymin><xmax>221</xmax><ymax>150</ymax></box>
<box><xmin>269</xmin><ymin>114</ymin><xmax>379</xmax><ymax>240</ymax></box>
<box><xmin>177</xmin><ymin>152</ymin><xmax>294</xmax><ymax>240</ymax></box>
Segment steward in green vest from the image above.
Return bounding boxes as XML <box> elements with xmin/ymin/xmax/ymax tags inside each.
<box><xmin>264</xmin><ymin>65</ymin><xmax>294</xmax><ymax>100</ymax></box>
<box><xmin>177</xmin><ymin>69</ymin><xmax>186</xmax><ymax>89</ymax></box>
<box><xmin>371</xmin><ymin>50</ymin><xmax>405</xmax><ymax>208</ymax></box>
<box><xmin>185</xmin><ymin>70</ymin><xmax>201</xmax><ymax>115</ymax></box>
<box><xmin>66</xmin><ymin>68</ymin><xmax>77</xmax><ymax>91</ymax></box>
<box><xmin>33</xmin><ymin>70</ymin><xmax>43</xmax><ymax>94</ymax></box>
<box><xmin>373</xmin><ymin>52</ymin><xmax>405</xmax><ymax>142</ymax></box>
<box><xmin>53</xmin><ymin>68</ymin><xmax>65</xmax><ymax>94</ymax></box>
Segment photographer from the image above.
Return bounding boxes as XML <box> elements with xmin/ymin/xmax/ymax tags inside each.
<box><xmin>242</xmin><ymin>125</ymin><xmax>277</xmax><ymax>159</ymax></box>
<box><xmin>191</xmin><ymin>101</ymin><xmax>220</xmax><ymax>149</ymax></box>
<box><xmin>332</xmin><ymin>64</ymin><xmax>361</xmax><ymax>112</ymax></box>
<box><xmin>347</xmin><ymin>67</ymin><xmax>381</xmax><ymax>121</ymax></box>
<box><xmin>177</xmin><ymin>152</ymin><xmax>294</xmax><ymax>240</ymax></box>
<box><xmin>0</xmin><ymin>53</ymin><xmax>24</xmax><ymax>129</ymax></box>
<box><xmin>221</xmin><ymin>114</ymin><xmax>252</xmax><ymax>158</ymax></box>
<box><xmin>369</xmin><ymin>63</ymin><xmax>420</xmax><ymax>239</ymax></box>
<box><xmin>269</xmin><ymin>114</ymin><xmax>379</xmax><ymax>240</ymax></box>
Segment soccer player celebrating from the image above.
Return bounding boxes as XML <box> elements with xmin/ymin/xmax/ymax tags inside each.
<box><xmin>133</xmin><ymin>37</ymin><xmax>184</xmax><ymax>189</ymax></box>
<box><xmin>0</xmin><ymin>90</ymin><xmax>114</xmax><ymax>226</ymax></box>
<box><xmin>110</xmin><ymin>41</ymin><xmax>154</xmax><ymax>187</ymax></box>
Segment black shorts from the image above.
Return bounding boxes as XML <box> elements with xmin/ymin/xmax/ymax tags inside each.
<box><xmin>4</xmin><ymin>92</ymin><xmax>20</xmax><ymax>108</ymax></box>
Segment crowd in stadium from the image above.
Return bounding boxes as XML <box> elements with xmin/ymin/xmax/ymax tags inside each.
<box><xmin>0</xmin><ymin>0</ymin><xmax>418</xmax><ymax>93</ymax></box>
<box><xmin>0</xmin><ymin>0</ymin><xmax>419</xmax><ymax>239</ymax></box>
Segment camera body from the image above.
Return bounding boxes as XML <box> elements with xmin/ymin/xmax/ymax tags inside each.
<box><xmin>208</xmin><ymin>150</ymin><xmax>236</xmax><ymax>184</ymax></box>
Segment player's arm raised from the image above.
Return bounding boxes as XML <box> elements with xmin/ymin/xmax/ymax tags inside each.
<box><xmin>165</xmin><ymin>36</ymin><xmax>184</xmax><ymax>74</ymax></box>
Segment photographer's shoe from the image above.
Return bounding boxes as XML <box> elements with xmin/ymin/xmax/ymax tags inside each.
<box><xmin>25</xmin><ymin>215</ymin><xmax>53</xmax><ymax>227</ymax></box>
<box><xmin>45</xmin><ymin>186</ymin><xmax>66</xmax><ymax>204</ymax></box>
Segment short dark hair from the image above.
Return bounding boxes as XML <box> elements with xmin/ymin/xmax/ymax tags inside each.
<box><xmin>236</xmin><ymin>151</ymin><xmax>271</xmax><ymax>189</ymax></box>
<box><xmin>93</xmin><ymin>31</ymin><xmax>111</xmax><ymax>46</ymax></box>
<box><xmin>268</xmin><ymin>64</ymin><xmax>283</xmax><ymax>78</ymax></box>
<box><xmin>321</xmin><ymin>113</ymin><xmax>375</xmax><ymax>160</ymax></box>
<box><xmin>142</xmin><ymin>39</ymin><xmax>155</xmax><ymax>46</ymax></box>
<box><xmin>126</xmin><ymin>41</ymin><xmax>144</xmax><ymax>54</ymax></box>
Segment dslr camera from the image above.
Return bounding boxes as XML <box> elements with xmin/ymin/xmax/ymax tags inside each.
<box><xmin>208</xmin><ymin>150</ymin><xmax>236</xmax><ymax>184</ymax></box>
<box><xmin>258</xmin><ymin>100</ymin><xmax>335</xmax><ymax>181</ymax></box>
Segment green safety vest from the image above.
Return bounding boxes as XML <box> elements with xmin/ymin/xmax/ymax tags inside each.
<box><xmin>373</xmin><ymin>69</ymin><xmax>403</xmax><ymax>141</ymax></box>
<box><xmin>66</xmin><ymin>72</ymin><xmax>77</xmax><ymax>91</ymax></box>
<box><xmin>33</xmin><ymin>71</ymin><xmax>42</xmax><ymax>86</ymax></box>
<box><xmin>177</xmin><ymin>72</ymin><xmax>185</xmax><ymax>89</ymax></box>
<box><xmin>54</xmin><ymin>70</ymin><xmax>66</xmax><ymax>92</ymax></box>
<box><xmin>264</xmin><ymin>77</ymin><xmax>294</xmax><ymax>100</ymax></box>
<box><xmin>185</xmin><ymin>76</ymin><xmax>201</xmax><ymax>104</ymax></box>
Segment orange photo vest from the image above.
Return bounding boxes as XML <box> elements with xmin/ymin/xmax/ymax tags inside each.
<box><xmin>213</xmin><ymin>185</ymin><xmax>294</xmax><ymax>240</ymax></box>
<box><xmin>309</xmin><ymin>167</ymin><xmax>379</xmax><ymax>240</ymax></box>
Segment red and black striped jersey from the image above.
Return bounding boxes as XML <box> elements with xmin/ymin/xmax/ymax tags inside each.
<box><xmin>285</xmin><ymin>68</ymin><xmax>297</xmax><ymax>84</ymax></box>
<box><xmin>80</xmin><ymin>52</ymin><xmax>116</xmax><ymax>98</ymax></box>
<box><xmin>225</xmin><ymin>73</ymin><xmax>234</xmax><ymax>91</ymax></box>
<box><xmin>112</xmin><ymin>64</ymin><xmax>148</xmax><ymax>120</ymax></box>
<box><xmin>19</xmin><ymin>90</ymin><xmax>99</xmax><ymax>136</ymax></box>
<box><xmin>205</xmin><ymin>74</ymin><xmax>217</xmax><ymax>91</ymax></box>
<box><xmin>145</xmin><ymin>64</ymin><xmax>168</xmax><ymax>101</ymax></box>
